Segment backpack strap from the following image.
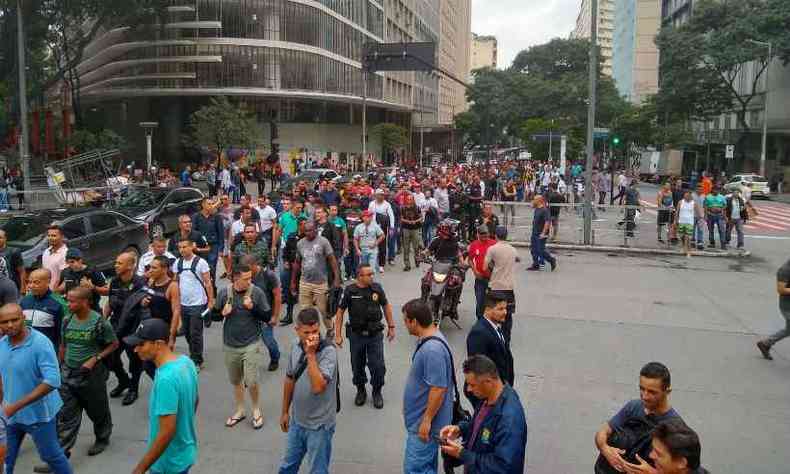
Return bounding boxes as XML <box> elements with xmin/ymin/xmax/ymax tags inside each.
<box><xmin>176</xmin><ymin>257</ymin><xmax>208</xmax><ymax>298</ymax></box>
<box><xmin>413</xmin><ymin>336</ymin><xmax>460</xmax><ymax>405</ymax></box>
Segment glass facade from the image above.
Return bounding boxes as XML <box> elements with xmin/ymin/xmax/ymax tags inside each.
<box><xmin>78</xmin><ymin>0</ymin><xmax>408</xmax><ymax>112</ymax></box>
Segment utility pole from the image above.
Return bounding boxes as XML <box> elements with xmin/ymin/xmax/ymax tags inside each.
<box><xmin>17</xmin><ymin>0</ymin><xmax>31</xmax><ymax>192</ymax></box>
<box><xmin>362</xmin><ymin>67</ymin><xmax>368</xmax><ymax>172</ymax></box>
<box><xmin>583</xmin><ymin>0</ymin><xmax>599</xmax><ymax>245</ymax></box>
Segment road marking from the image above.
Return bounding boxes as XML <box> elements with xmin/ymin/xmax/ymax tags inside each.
<box><xmin>744</xmin><ymin>235</ymin><xmax>790</xmax><ymax>240</ymax></box>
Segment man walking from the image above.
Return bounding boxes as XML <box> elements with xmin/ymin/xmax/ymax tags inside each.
<box><xmin>192</xmin><ymin>197</ymin><xmax>225</xmax><ymax>286</ymax></box>
<box><xmin>354</xmin><ymin>211</ymin><xmax>385</xmax><ymax>277</ymax></box>
<box><xmin>137</xmin><ymin>238</ymin><xmax>176</xmax><ymax>277</ymax></box>
<box><xmin>703</xmin><ymin>187</ymin><xmax>727</xmax><ymax>249</ymax></box>
<box><xmin>42</xmin><ymin>226</ymin><xmax>68</xmax><ymax>292</ymax></box>
<box><xmin>243</xmin><ymin>254</ymin><xmax>282</xmax><ymax>371</ymax></box>
<box><xmin>402</xmin><ymin>299</ymin><xmax>454</xmax><ymax>474</ymax></box>
<box><xmin>333</xmin><ymin>264</ymin><xmax>396</xmax><ymax>409</ymax></box>
<box><xmin>21</xmin><ymin>269</ymin><xmax>64</xmax><ymax>348</ymax></box>
<box><xmin>0</xmin><ymin>303</ymin><xmax>72</xmax><ymax>474</ymax></box>
<box><xmin>173</xmin><ymin>238</ymin><xmax>215</xmax><ymax>371</ymax></box>
<box><xmin>0</xmin><ymin>229</ymin><xmax>26</xmax><ymax>293</ymax></box>
<box><xmin>104</xmin><ymin>252</ymin><xmax>146</xmax><ymax>406</ymax></box>
<box><xmin>291</xmin><ymin>221</ymin><xmax>341</xmax><ymax>339</ymax></box>
<box><xmin>756</xmin><ymin>257</ymin><xmax>790</xmax><ymax>361</ymax></box>
<box><xmin>214</xmin><ymin>265</ymin><xmax>270</xmax><ymax>430</ymax></box>
<box><xmin>55</xmin><ymin>288</ymin><xmax>118</xmax><ymax>460</ymax></box>
<box><xmin>484</xmin><ymin>227</ymin><xmax>517</xmax><ymax>345</ymax></box>
<box><xmin>400</xmin><ymin>194</ymin><xmax>423</xmax><ymax>272</ymax></box>
<box><xmin>127</xmin><ymin>319</ymin><xmax>199</xmax><ymax>474</ymax></box>
<box><xmin>279</xmin><ymin>308</ymin><xmax>338</xmax><ymax>474</ymax></box>
<box><xmin>438</xmin><ymin>355</ymin><xmax>527</xmax><ymax>474</ymax></box>
<box><xmin>527</xmin><ymin>196</ymin><xmax>557</xmax><ymax>272</ymax></box>
<box><xmin>468</xmin><ymin>226</ymin><xmax>496</xmax><ymax>320</ymax></box>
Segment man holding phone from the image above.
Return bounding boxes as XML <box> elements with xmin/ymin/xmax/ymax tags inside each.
<box><xmin>438</xmin><ymin>355</ymin><xmax>527</xmax><ymax>474</ymax></box>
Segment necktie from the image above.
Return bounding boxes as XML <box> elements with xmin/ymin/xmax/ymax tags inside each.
<box><xmin>496</xmin><ymin>326</ymin><xmax>506</xmax><ymax>345</ymax></box>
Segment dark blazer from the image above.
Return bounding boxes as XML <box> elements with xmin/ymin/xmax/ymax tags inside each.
<box><xmin>466</xmin><ymin>317</ymin><xmax>514</xmax><ymax>386</ymax></box>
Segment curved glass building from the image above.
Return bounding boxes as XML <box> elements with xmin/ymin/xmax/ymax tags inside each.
<box><xmin>76</xmin><ymin>0</ymin><xmax>441</xmax><ymax>165</ymax></box>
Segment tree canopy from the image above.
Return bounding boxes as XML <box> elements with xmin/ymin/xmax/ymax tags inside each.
<box><xmin>184</xmin><ymin>97</ymin><xmax>263</xmax><ymax>160</ymax></box>
<box><xmin>655</xmin><ymin>0</ymin><xmax>790</xmax><ymax>130</ymax></box>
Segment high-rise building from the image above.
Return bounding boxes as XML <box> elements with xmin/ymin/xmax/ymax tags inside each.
<box><xmin>612</xmin><ymin>0</ymin><xmax>660</xmax><ymax>104</ymax></box>
<box><xmin>571</xmin><ymin>0</ymin><xmax>614</xmax><ymax>76</ymax></box>
<box><xmin>70</xmin><ymin>0</ymin><xmax>456</xmax><ymax>165</ymax></box>
<box><xmin>661</xmin><ymin>0</ymin><xmax>694</xmax><ymax>27</ymax></box>
<box><xmin>438</xmin><ymin>0</ymin><xmax>471</xmax><ymax>125</ymax></box>
<box><xmin>470</xmin><ymin>33</ymin><xmax>497</xmax><ymax>72</ymax></box>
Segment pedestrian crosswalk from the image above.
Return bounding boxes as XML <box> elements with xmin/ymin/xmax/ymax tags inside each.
<box><xmin>639</xmin><ymin>199</ymin><xmax>790</xmax><ymax>234</ymax></box>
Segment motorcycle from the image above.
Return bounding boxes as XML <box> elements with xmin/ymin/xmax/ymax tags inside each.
<box><xmin>420</xmin><ymin>256</ymin><xmax>467</xmax><ymax>328</ymax></box>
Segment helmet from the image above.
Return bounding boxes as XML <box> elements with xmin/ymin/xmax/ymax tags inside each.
<box><xmin>437</xmin><ymin>221</ymin><xmax>453</xmax><ymax>239</ymax></box>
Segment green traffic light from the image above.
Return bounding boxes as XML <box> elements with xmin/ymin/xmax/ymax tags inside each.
<box><xmin>613</xmin><ymin>137</ymin><xmax>620</xmax><ymax>145</ymax></box>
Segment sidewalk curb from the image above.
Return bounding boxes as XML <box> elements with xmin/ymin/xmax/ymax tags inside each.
<box><xmin>508</xmin><ymin>241</ymin><xmax>750</xmax><ymax>258</ymax></box>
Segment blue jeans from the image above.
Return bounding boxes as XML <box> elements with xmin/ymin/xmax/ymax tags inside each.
<box><xmin>530</xmin><ymin>234</ymin><xmax>555</xmax><ymax>267</ymax></box>
<box><xmin>344</xmin><ymin>246</ymin><xmax>357</xmax><ymax>280</ymax></box>
<box><xmin>278</xmin><ymin>422</ymin><xmax>335</xmax><ymax>474</ymax></box>
<box><xmin>5</xmin><ymin>419</ymin><xmax>73</xmax><ymax>474</ymax></box>
<box><xmin>474</xmin><ymin>278</ymin><xmax>488</xmax><ymax>320</ymax></box>
<box><xmin>707</xmin><ymin>214</ymin><xmax>726</xmax><ymax>247</ymax></box>
<box><xmin>693</xmin><ymin>217</ymin><xmax>705</xmax><ymax>245</ymax></box>
<box><xmin>0</xmin><ymin>189</ymin><xmax>8</xmax><ymax>211</ymax></box>
<box><xmin>359</xmin><ymin>250</ymin><xmax>378</xmax><ymax>274</ymax></box>
<box><xmin>727</xmin><ymin>218</ymin><xmax>744</xmax><ymax>248</ymax></box>
<box><xmin>421</xmin><ymin>221</ymin><xmax>435</xmax><ymax>248</ymax></box>
<box><xmin>388</xmin><ymin>228</ymin><xmax>399</xmax><ymax>262</ymax></box>
<box><xmin>403</xmin><ymin>431</ymin><xmax>439</xmax><ymax>474</ymax></box>
<box><xmin>261</xmin><ymin>323</ymin><xmax>280</xmax><ymax>362</ymax></box>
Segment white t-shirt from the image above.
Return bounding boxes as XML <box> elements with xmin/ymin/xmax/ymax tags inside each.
<box><xmin>172</xmin><ymin>256</ymin><xmax>210</xmax><ymax>306</ymax></box>
<box><xmin>434</xmin><ymin>188</ymin><xmax>450</xmax><ymax>214</ymax></box>
<box><xmin>231</xmin><ymin>219</ymin><xmax>260</xmax><ymax>239</ymax></box>
<box><xmin>136</xmin><ymin>250</ymin><xmax>176</xmax><ymax>276</ymax></box>
<box><xmin>256</xmin><ymin>205</ymin><xmax>278</xmax><ymax>233</ymax></box>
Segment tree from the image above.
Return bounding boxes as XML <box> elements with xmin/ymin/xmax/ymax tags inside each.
<box><xmin>184</xmin><ymin>97</ymin><xmax>263</xmax><ymax>161</ymax></box>
<box><xmin>66</xmin><ymin>128</ymin><xmax>127</xmax><ymax>154</ymax></box>
<box><xmin>655</xmin><ymin>0</ymin><xmax>790</xmax><ymax>132</ymax></box>
<box><xmin>370</xmin><ymin>123</ymin><xmax>408</xmax><ymax>164</ymax></box>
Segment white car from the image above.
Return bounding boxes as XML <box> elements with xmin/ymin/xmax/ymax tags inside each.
<box><xmin>724</xmin><ymin>174</ymin><xmax>770</xmax><ymax>198</ymax></box>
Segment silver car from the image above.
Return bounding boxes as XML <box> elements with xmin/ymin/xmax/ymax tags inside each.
<box><xmin>724</xmin><ymin>174</ymin><xmax>770</xmax><ymax>198</ymax></box>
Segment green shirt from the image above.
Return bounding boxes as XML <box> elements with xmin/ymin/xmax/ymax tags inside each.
<box><xmin>331</xmin><ymin>216</ymin><xmax>347</xmax><ymax>232</ymax></box>
<box><xmin>234</xmin><ymin>239</ymin><xmax>270</xmax><ymax>267</ymax></box>
<box><xmin>149</xmin><ymin>355</ymin><xmax>199</xmax><ymax>474</ymax></box>
<box><xmin>704</xmin><ymin>194</ymin><xmax>726</xmax><ymax>209</ymax></box>
<box><xmin>278</xmin><ymin>212</ymin><xmax>306</xmax><ymax>241</ymax></box>
<box><xmin>61</xmin><ymin>310</ymin><xmax>116</xmax><ymax>369</ymax></box>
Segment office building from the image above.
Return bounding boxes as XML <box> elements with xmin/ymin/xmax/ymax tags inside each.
<box><xmin>69</xmin><ymin>0</ymin><xmax>456</xmax><ymax>165</ymax></box>
<box><xmin>612</xmin><ymin>0</ymin><xmax>660</xmax><ymax>104</ymax></box>
<box><xmin>571</xmin><ymin>0</ymin><xmax>614</xmax><ymax>76</ymax></box>
<box><xmin>470</xmin><ymin>33</ymin><xmax>497</xmax><ymax>71</ymax></box>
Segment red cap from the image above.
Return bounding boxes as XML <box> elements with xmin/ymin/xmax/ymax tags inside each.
<box><xmin>362</xmin><ymin>210</ymin><xmax>373</xmax><ymax>217</ymax></box>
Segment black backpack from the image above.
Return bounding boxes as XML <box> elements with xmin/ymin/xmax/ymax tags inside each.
<box><xmin>176</xmin><ymin>257</ymin><xmax>208</xmax><ymax>299</ymax></box>
<box><xmin>594</xmin><ymin>414</ymin><xmax>660</xmax><ymax>474</ymax></box>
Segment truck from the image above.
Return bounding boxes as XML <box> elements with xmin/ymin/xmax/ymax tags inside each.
<box><xmin>639</xmin><ymin>149</ymin><xmax>683</xmax><ymax>182</ymax></box>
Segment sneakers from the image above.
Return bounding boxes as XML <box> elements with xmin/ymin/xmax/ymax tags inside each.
<box><xmin>757</xmin><ymin>341</ymin><xmax>773</xmax><ymax>360</ymax></box>
<box><xmin>526</xmin><ymin>266</ymin><xmax>541</xmax><ymax>271</ymax></box>
<box><xmin>354</xmin><ymin>386</ymin><xmax>367</xmax><ymax>406</ymax></box>
<box><xmin>87</xmin><ymin>440</ymin><xmax>109</xmax><ymax>456</ymax></box>
<box><xmin>372</xmin><ymin>389</ymin><xmax>384</xmax><ymax>409</ymax></box>
<box><xmin>122</xmin><ymin>391</ymin><xmax>139</xmax><ymax>406</ymax></box>
<box><xmin>404</xmin><ymin>265</ymin><xmax>411</xmax><ymax>271</ymax></box>
<box><xmin>268</xmin><ymin>360</ymin><xmax>279</xmax><ymax>371</ymax></box>
<box><xmin>34</xmin><ymin>464</ymin><xmax>54</xmax><ymax>473</ymax></box>
<box><xmin>550</xmin><ymin>259</ymin><xmax>557</xmax><ymax>272</ymax></box>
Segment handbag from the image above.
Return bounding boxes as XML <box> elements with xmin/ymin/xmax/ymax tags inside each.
<box><xmin>413</xmin><ymin>336</ymin><xmax>471</xmax><ymax>470</ymax></box>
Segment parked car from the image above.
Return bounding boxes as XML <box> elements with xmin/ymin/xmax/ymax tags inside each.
<box><xmin>298</xmin><ymin>168</ymin><xmax>341</xmax><ymax>183</ymax></box>
<box><xmin>110</xmin><ymin>185</ymin><xmax>205</xmax><ymax>239</ymax></box>
<box><xmin>723</xmin><ymin>174</ymin><xmax>770</xmax><ymax>198</ymax></box>
<box><xmin>2</xmin><ymin>208</ymin><xmax>150</xmax><ymax>271</ymax></box>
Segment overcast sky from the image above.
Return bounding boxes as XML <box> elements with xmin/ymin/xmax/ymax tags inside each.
<box><xmin>471</xmin><ymin>0</ymin><xmax>580</xmax><ymax>69</ymax></box>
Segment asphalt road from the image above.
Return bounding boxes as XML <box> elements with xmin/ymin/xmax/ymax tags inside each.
<box><xmin>10</xmin><ymin>235</ymin><xmax>790</xmax><ymax>474</ymax></box>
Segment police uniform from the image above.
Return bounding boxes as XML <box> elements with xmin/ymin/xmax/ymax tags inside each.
<box><xmin>466</xmin><ymin>183</ymin><xmax>483</xmax><ymax>240</ymax></box>
<box><xmin>339</xmin><ymin>282</ymin><xmax>389</xmax><ymax>391</ymax></box>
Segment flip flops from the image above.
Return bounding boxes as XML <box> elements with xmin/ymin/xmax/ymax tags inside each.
<box><xmin>252</xmin><ymin>413</ymin><xmax>264</xmax><ymax>430</ymax></box>
<box><xmin>225</xmin><ymin>414</ymin><xmax>246</xmax><ymax>428</ymax></box>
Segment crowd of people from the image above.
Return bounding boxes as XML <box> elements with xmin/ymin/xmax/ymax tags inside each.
<box><xmin>1</xmin><ymin>157</ymin><xmax>763</xmax><ymax>474</ymax></box>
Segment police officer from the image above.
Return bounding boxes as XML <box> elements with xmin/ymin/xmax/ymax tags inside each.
<box><xmin>333</xmin><ymin>264</ymin><xmax>395</xmax><ymax>409</ymax></box>
<box><xmin>466</xmin><ymin>176</ymin><xmax>484</xmax><ymax>242</ymax></box>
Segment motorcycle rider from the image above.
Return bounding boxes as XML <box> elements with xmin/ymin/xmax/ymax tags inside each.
<box><xmin>423</xmin><ymin>220</ymin><xmax>464</xmax><ymax>264</ymax></box>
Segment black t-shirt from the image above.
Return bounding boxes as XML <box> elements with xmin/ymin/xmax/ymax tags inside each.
<box><xmin>108</xmin><ymin>275</ymin><xmax>147</xmax><ymax>319</ymax></box>
<box><xmin>532</xmin><ymin>207</ymin><xmax>550</xmax><ymax>236</ymax></box>
<box><xmin>778</xmin><ymin>259</ymin><xmax>790</xmax><ymax>311</ymax></box>
<box><xmin>168</xmin><ymin>231</ymin><xmax>209</xmax><ymax>255</ymax></box>
<box><xmin>547</xmin><ymin>191</ymin><xmax>565</xmax><ymax>218</ymax></box>
<box><xmin>428</xmin><ymin>238</ymin><xmax>460</xmax><ymax>261</ymax></box>
<box><xmin>0</xmin><ymin>247</ymin><xmax>23</xmax><ymax>290</ymax></box>
<box><xmin>60</xmin><ymin>266</ymin><xmax>107</xmax><ymax>311</ymax></box>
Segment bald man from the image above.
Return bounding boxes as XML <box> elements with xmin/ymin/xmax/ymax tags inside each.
<box><xmin>527</xmin><ymin>196</ymin><xmax>557</xmax><ymax>272</ymax></box>
<box><xmin>20</xmin><ymin>269</ymin><xmax>65</xmax><ymax>347</ymax></box>
<box><xmin>104</xmin><ymin>252</ymin><xmax>147</xmax><ymax>406</ymax></box>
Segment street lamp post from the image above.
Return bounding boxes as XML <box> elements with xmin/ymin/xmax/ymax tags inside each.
<box><xmin>16</xmin><ymin>0</ymin><xmax>31</xmax><ymax>193</ymax></box>
<box><xmin>583</xmin><ymin>0</ymin><xmax>599</xmax><ymax>245</ymax></box>
<box><xmin>747</xmin><ymin>39</ymin><xmax>772</xmax><ymax>178</ymax></box>
<box><xmin>140</xmin><ymin>122</ymin><xmax>159</xmax><ymax>178</ymax></box>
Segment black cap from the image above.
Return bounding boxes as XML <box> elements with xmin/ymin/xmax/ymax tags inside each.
<box><xmin>123</xmin><ymin>319</ymin><xmax>170</xmax><ymax>347</ymax></box>
<box><xmin>65</xmin><ymin>248</ymin><xmax>83</xmax><ymax>260</ymax></box>
<box><xmin>494</xmin><ymin>225</ymin><xmax>508</xmax><ymax>240</ymax></box>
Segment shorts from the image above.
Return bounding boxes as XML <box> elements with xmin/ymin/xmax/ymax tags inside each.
<box><xmin>677</xmin><ymin>223</ymin><xmax>694</xmax><ymax>237</ymax></box>
<box><xmin>224</xmin><ymin>342</ymin><xmax>263</xmax><ymax>386</ymax></box>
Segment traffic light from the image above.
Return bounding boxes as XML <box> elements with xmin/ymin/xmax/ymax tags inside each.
<box><xmin>612</xmin><ymin>136</ymin><xmax>621</xmax><ymax>146</ymax></box>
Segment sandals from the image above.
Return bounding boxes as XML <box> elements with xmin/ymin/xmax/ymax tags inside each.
<box><xmin>252</xmin><ymin>412</ymin><xmax>264</xmax><ymax>430</ymax></box>
<box><xmin>225</xmin><ymin>414</ymin><xmax>246</xmax><ymax>428</ymax></box>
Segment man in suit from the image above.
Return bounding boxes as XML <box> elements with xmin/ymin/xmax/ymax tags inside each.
<box><xmin>465</xmin><ymin>293</ymin><xmax>514</xmax><ymax>406</ymax></box>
